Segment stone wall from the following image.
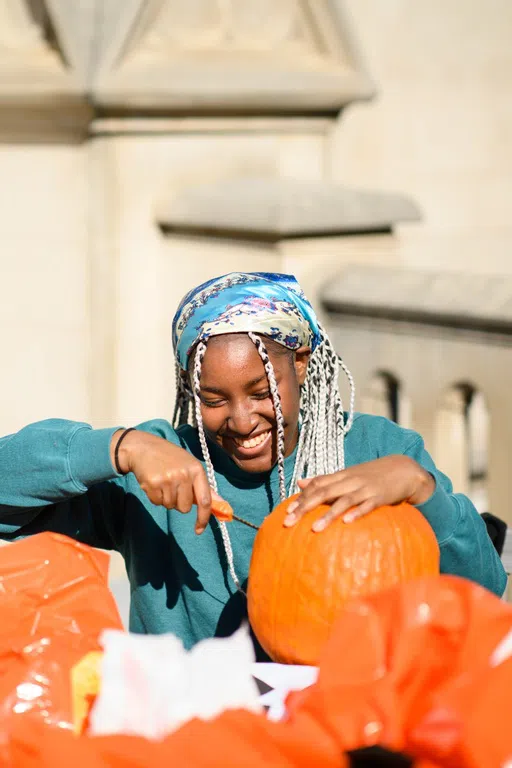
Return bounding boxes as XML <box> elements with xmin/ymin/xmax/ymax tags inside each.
<box><xmin>0</xmin><ymin>145</ymin><xmax>89</xmax><ymax>434</ymax></box>
<box><xmin>332</xmin><ymin>0</ymin><xmax>512</xmax><ymax>276</ymax></box>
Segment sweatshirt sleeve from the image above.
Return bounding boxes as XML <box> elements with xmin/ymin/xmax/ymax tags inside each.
<box><xmin>0</xmin><ymin>418</ymin><xmax>124</xmax><ymax>550</ymax></box>
<box><xmin>404</xmin><ymin>434</ymin><xmax>507</xmax><ymax>598</ymax></box>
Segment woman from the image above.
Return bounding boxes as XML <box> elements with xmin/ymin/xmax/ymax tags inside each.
<box><xmin>0</xmin><ymin>272</ymin><xmax>505</xmax><ymax>650</ymax></box>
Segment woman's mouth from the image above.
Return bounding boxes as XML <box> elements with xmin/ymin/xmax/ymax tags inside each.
<box><xmin>229</xmin><ymin>429</ymin><xmax>272</xmax><ymax>458</ymax></box>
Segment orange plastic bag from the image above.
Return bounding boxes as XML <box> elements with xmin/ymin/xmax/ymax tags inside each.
<box><xmin>8</xmin><ymin>711</ymin><xmax>446</xmax><ymax>767</ymax></box>
<box><xmin>0</xmin><ymin>532</ymin><xmax>122</xmax><ymax>745</ymax></box>
<box><xmin>286</xmin><ymin>575</ymin><xmax>512</xmax><ymax>768</ymax></box>
<box><xmin>7</xmin><ymin>708</ymin><xmax>348</xmax><ymax>768</ymax></box>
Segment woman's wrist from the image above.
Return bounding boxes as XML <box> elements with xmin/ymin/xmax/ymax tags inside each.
<box><xmin>408</xmin><ymin>464</ymin><xmax>436</xmax><ymax>506</ymax></box>
<box><xmin>110</xmin><ymin>428</ymin><xmax>138</xmax><ymax>475</ymax></box>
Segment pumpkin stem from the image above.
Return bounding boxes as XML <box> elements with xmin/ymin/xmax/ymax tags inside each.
<box><xmin>347</xmin><ymin>746</ymin><xmax>414</xmax><ymax>767</ymax></box>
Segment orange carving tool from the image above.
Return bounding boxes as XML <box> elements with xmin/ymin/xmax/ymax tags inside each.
<box><xmin>211</xmin><ymin>500</ymin><xmax>259</xmax><ymax>530</ymax></box>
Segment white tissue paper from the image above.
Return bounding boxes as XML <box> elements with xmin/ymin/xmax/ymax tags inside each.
<box><xmin>89</xmin><ymin>625</ymin><xmax>261</xmax><ymax>740</ymax></box>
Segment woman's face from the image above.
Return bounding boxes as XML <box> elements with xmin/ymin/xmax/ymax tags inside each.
<box><xmin>191</xmin><ymin>333</ymin><xmax>310</xmax><ymax>474</ymax></box>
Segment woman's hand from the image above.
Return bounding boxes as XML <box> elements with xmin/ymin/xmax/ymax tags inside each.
<box><xmin>111</xmin><ymin>430</ymin><xmax>218</xmax><ymax>534</ymax></box>
<box><xmin>284</xmin><ymin>455</ymin><xmax>436</xmax><ymax>532</ymax></box>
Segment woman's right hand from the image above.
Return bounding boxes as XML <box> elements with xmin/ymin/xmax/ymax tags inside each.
<box><xmin>111</xmin><ymin>429</ymin><xmax>216</xmax><ymax>534</ymax></box>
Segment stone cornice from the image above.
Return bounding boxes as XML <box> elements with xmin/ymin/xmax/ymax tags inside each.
<box><xmin>322</xmin><ymin>267</ymin><xmax>512</xmax><ymax>336</ymax></box>
<box><xmin>0</xmin><ymin>0</ymin><xmax>376</xmax><ymax>140</ymax></box>
<box><xmin>157</xmin><ymin>177</ymin><xmax>420</xmax><ymax>242</ymax></box>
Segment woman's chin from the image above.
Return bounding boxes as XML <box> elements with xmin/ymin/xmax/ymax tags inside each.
<box><xmin>232</xmin><ymin>452</ymin><xmax>274</xmax><ymax>474</ymax></box>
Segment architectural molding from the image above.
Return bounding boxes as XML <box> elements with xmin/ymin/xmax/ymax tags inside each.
<box><xmin>0</xmin><ymin>0</ymin><xmax>375</xmax><ymax>134</ymax></box>
<box><xmin>157</xmin><ymin>177</ymin><xmax>420</xmax><ymax>242</ymax></box>
<box><xmin>93</xmin><ymin>0</ymin><xmax>375</xmax><ymax>114</ymax></box>
<box><xmin>322</xmin><ymin>266</ymin><xmax>512</xmax><ymax>337</ymax></box>
<box><xmin>0</xmin><ymin>0</ymin><xmax>87</xmax><ymax>140</ymax></box>
<box><xmin>89</xmin><ymin>116</ymin><xmax>333</xmax><ymax>136</ymax></box>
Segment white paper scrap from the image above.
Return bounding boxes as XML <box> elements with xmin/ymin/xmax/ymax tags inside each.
<box><xmin>89</xmin><ymin>626</ymin><xmax>261</xmax><ymax>740</ymax></box>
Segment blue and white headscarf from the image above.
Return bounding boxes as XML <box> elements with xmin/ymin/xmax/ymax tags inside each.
<box><xmin>172</xmin><ymin>272</ymin><xmax>321</xmax><ymax>370</ymax></box>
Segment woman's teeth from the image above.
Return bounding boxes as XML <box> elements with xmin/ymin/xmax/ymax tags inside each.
<box><xmin>235</xmin><ymin>431</ymin><xmax>270</xmax><ymax>449</ymax></box>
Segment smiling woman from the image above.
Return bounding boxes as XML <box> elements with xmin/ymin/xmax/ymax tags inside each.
<box><xmin>0</xmin><ymin>271</ymin><xmax>506</xmax><ymax>650</ymax></box>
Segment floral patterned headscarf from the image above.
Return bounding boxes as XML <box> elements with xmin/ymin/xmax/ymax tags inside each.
<box><xmin>172</xmin><ymin>272</ymin><xmax>321</xmax><ymax>370</ymax></box>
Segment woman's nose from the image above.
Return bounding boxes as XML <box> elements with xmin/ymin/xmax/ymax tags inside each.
<box><xmin>227</xmin><ymin>402</ymin><xmax>259</xmax><ymax>436</ymax></box>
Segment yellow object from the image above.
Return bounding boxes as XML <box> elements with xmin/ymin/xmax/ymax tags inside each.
<box><xmin>71</xmin><ymin>651</ymin><xmax>103</xmax><ymax>734</ymax></box>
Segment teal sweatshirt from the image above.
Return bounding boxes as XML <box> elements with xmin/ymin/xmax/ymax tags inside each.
<box><xmin>0</xmin><ymin>414</ymin><xmax>506</xmax><ymax>656</ymax></box>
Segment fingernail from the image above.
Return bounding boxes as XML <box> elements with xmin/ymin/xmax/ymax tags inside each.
<box><xmin>312</xmin><ymin>518</ymin><xmax>327</xmax><ymax>533</ymax></box>
<box><xmin>342</xmin><ymin>512</ymin><xmax>355</xmax><ymax>524</ymax></box>
<box><xmin>195</xmin><ymin>526</ymin><xmax>205</xmax><ymax>535</ymax></box>
<box><xmin>283</xmin><ymin>514</ymin><xmax>296</xmax><ymax>527</ymax></box>
<box><xmin>287</xmin><ymin>501</ymin><xmax>298</xmax><ymax>514</ymax></box>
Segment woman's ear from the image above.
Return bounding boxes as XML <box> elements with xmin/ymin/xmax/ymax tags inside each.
<box><xmin>294</xmin><ymin>346</ymin><xmax>311</xmax><ymax>385</ymax></box>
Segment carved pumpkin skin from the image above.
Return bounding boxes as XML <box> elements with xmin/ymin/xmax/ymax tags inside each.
<box><xmin>247</xmin><ymin>496</ymin><xmax>440</xmax><ymax>666</ymax></box>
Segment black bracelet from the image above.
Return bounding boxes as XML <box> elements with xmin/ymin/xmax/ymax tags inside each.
<box><xmin>114</xmin><ymin>427</ymin><xmax>136</xmax><ymax>474</ymax></box>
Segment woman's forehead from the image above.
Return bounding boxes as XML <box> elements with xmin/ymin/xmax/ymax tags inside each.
<box><xmin>195</xmin><ymin>334</ymin><xmax>290</xmax><ymax>381</ymax></box>
<box><xmin>204</xmin><ymin>334</ymin><xmax>275</xmax><ymax>365</ymax></box>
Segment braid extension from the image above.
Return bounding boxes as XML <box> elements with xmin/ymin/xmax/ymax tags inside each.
<box><xmin>248</xmin><ymin>333</ymin><xmax>287</xmax><ymax>502</ymax></box>
<box><xmin>289</xmin><ymin>373</ymin><xmax>313</xmax><ymax>491</ymax></box>
<box><xmin>173</xmin><ymin>362</ymin><xmax>194</xmax><ymax>428</ymax></box>
<box><xmin>191</xmin><ymin>342</ymin><xmax>243</xmax><ymax>593</ymax></box>
<box><xmin>289</xmin><ymin>324</ymin><xmax>355</xmax><ymax>493</ymax></box>
<box><xmin>172</xmin><ymin>362</ymin><xmax>181</xmax><ymax>427</ymax></box>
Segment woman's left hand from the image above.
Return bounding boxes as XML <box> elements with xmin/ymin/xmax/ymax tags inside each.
<box><xmin>284</xmin><ymin>455</ymin><xmax>436</xmax><ymax>532</ymax></box>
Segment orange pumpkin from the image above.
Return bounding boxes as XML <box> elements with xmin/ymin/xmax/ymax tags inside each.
<box><xmin>247</xmin><ymin>496</ymin><xmax>440</xmax><ymax>665</ymax></box>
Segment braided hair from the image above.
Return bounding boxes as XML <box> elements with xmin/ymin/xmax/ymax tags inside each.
<box><xmin>172</xmin><ymin>325</ymin><xmax>355</xmax><ymax>591</ymax></box>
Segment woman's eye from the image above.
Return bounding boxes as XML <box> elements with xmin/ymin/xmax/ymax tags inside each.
<box><xmin>253</xmin><ymin>390</ymin><xmax>271</xmax><ymax>400</ymax></box>
<box><xmin>201</xmin><ymin>397</ymin><xmax>225</xmax><ymax>408</ymax></box>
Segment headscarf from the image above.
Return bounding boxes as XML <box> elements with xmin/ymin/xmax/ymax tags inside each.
<box><xmin>172</xmin><ymin>272</ymin><xmax>321</xmax><ymax>370</ymax></box>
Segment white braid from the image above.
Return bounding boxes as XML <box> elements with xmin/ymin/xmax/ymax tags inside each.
<box><xmin>288</xmin><ymin>324</ymin><xmax>355</xmax><ymax>493</ymax></box>
<box><xmin>173</xmin><ymin>362</ymin><xmax>194</xmax><ymax>428</ymax></box>
<box><xmin>192</xmin><ymin>341</ymin><xmax>243</xmax><ymax>593</ymax></box>
<box><xmin>340</xmin><ymin>356</ymin><xmax>356</xmax><ymax>434</ymax></box>
<box><xmin>248</xmin><ymin>332</ymin><xmax>287</xmax><ymax>502</ymax></box>
<box><xmin>172</xmin><ymin>363</ymin><xmax>182</xmax><ymax>426</ymax></box>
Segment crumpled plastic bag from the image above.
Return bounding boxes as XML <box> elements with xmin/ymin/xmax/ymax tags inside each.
<box><xmin>286</xmin><ymin>574</ymin><xmax>512</xmax><ymax>768</ymax></box>
<box><xmin>89</xmin><ymin>625</ymin><xmax>262</xmax><ymax>740</ymax></box>
<box><xmin>4</xmin><ymin>540</ymin><xmax>512</xmax><ymax>768</ymax></box>
<box><xmin>7</xmin><ymin>707</ymin><xmax>347</xmax><ymax>768</ymax></box>
<box><xmin>0</xmin><ymin>532</ymin><xmax>123</xmax><ymax>740</ymax></box>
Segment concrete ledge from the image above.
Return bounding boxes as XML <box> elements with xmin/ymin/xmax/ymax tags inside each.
<box><xmin>322</xmin><ymin>266</ymin><xmax>512</xmax><ymax>335</ymax></box>
<box><xmin>158</xmin><ymin>177</ymin><xmax>420</xmax><ymax>242</ymax></box>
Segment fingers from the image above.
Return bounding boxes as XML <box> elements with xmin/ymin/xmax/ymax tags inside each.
<box><xmin>284</xmin><ymin>471</ymin><xmax>383</xmax><ymax>532</ymax></box>
<box><xmin>161</xmin><ymin>484</ymin><xmax>177</xmax><ymax>511</ymax></box>
<box><xmin>284</xmin><ymin>474</ymin><xmax>353</xmax><ymax>526</ymax></box>
<box><xmin>141</xmin><ymin>479</ymin><xmax>171</xmax><ymax>509</ymax></box>
<box><xmin>340</xmin><ymin>498</ymin><xmax>377</xmax><ymax>524</ymax></box>
<box><xmin>176</xmin><ymin>482</ymin><xmax>194</xmax><ymax>515</ymax></box>
<box><xmin>312</xmin><ymin>496</ymin><xmax>379</xmax><ymax>532</ymax></box>
<box><xmin>140</xmin><ymin>467</ymin><xmax>214</xmax><ymax>534</ymax></box>
<box><xmin>192</xmin><ymin>470</ymin><xmax>213</xmax><ymax>534</ymax></box>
